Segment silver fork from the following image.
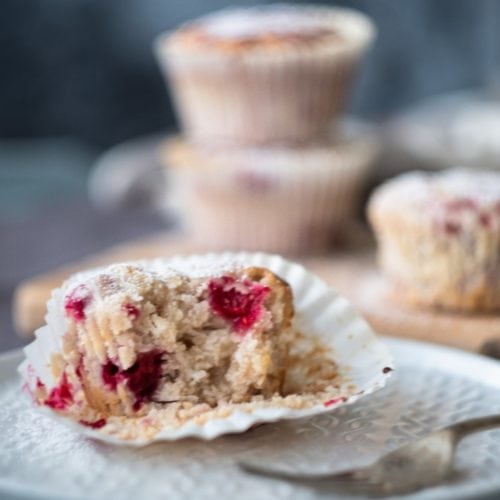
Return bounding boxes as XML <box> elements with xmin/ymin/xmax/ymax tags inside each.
<box><xmin>239</xmin><ymin>414</ymin><xmax>500</xmax><ymax>496</ymax></box>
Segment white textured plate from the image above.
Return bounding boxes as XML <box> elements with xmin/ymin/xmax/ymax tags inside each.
<box><xmin>19</xmin><ymin>252</ymin><xmax>393</xmax><ymax>444</ymax></box>
<box><xmin>2</xmin><ymin>338</ymin><xmax>500</xmax><ymax>500</ymax></box>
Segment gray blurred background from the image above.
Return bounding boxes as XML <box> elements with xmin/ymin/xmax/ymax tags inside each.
<box><xmin>2</xmin><ymin>0</ymin><xmax>500</xmax><ymax>146</ymax></box>
<box><xmin>2</xmin><ymin>0</ymin><xmax>500</xmax><ymax>349</ymax></box>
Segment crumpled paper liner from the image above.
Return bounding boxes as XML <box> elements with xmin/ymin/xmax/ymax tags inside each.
<box><xmin>19</xmin><ymin>252</ymin><xmax>393</xmax><ymax>445</ymax></box>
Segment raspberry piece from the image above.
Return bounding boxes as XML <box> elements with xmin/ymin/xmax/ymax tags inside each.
<box><xmin>75</xmin><ymin>357</ymin><xmax>84</xmax><ymax>379</ymax></box>
<box><xmin>44</xmin><ymin>373</ymin><xmax>73</xmax><ymax>410</ymax></box>
<box><xmin>235</xmin><ymin>170</ymin><xmax>273</xmax><ymax>193</ymax></box>
<box><xmin>445</xmin><ymin>197</ymin><xmax>477</xmax><ymax>212</ymax></box>
<box><xmin>79</xmin><ymin>418</ymin><xmax>107</xmax><ymax>429</ymax></box>
<box><xmin>123</xmin><ymin>303</ymin><xmax>140</xmax><ymax>319</ymax></box>
<box><xmin>64</xmin><ymin>285</ymin><xmax>91</xmax><ymax>321</ymax></box>
<box><xmin>479</xmin><ymin>212</ymin><xmax>492</xmax><ymax>228</ymax></box>
<box><xmin>101</xmin><ymin>350</ymin><xmax>166</xmax><ymax>411</ymax></box>
<box><xmin>101</xmin><ymin>361</ymin><xmax>122</xmax><ymax>391</ymax></box>
<box><xmin>443</xmin><ymin>220</ymin><xmax>461</xmax><ymax>236</ymax></box>
<box><xmin>324</xmin><ymin>396</ymin><xmax>347</xmax><ymax>407</ymax></box>
<box><xmin>124</xmin><ymin>350</ymin><xmax>165</xmax><ymax>411</ymax></box>
<box><xmin>208</xmin><ymin>276</ymin><xmax>270</xmax><ymax>333</ymax></box>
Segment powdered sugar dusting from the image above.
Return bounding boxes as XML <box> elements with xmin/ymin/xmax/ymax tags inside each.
<box><xmin>2</xmin><ymin>379</ymin><xmax>107</xmax><ymax>493</ymax></box>
<box><xmin>193</xmin><ymin>6</ymin><xmax>335</xmax><ymax>40</ymax></box>
<box><xmin>61</xmin><ymin>259</ymin><xmax>245</xmax><ymax>301</ymax></box>
<box><xmin>373</xmin><ymin>168</ymin><xmax>500</xmax><ymax>213</ymax></box>
<box><xmin>150</xmin><ymin>256</ymin><xmax>244</xmax><ymax>279</ymax></box>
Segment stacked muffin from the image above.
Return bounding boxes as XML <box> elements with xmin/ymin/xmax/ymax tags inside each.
<box><xmin>156</xmin><ymin>4</ymin><xmax>377</xmax><ymax>254</ymax></box>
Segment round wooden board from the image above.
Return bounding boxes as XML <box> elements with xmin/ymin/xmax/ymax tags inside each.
<box><xmin>308</xmin><ymin>256</ymin><xmax>500</xmax><ymax>356</ymax></box>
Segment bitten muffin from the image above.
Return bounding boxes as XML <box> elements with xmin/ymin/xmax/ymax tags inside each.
<box><xmin>368</xmin><ymin>168</ymin><xmax>500</xmax><ymax>313</ymax></box>
<box><xmin>156</xmin><ymin>4</ymin><xmax>375</xmax><ymax>145</ymax></box>
<box><xmin>31</xmin><ymin>262</ymin><xmax>293</xmax><ymax>423</ymax></box>
<box><xmin>161</xmin><ymin>125</ymin><xmax>378</xmax><ymax>254</ymax></box>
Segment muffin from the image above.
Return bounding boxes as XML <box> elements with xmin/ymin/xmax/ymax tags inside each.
<box><xmin>368</xmin><ymin>168</ymin><xmax>500</xmax><ymax>313</ymax></box>
<box><xmin>29</xmin><ymin>262</ymin><xmax>293</xmax><ymax>424</ymax></box>
<box><xmin>21</xmin><ymin>253</ymin><xmax>394</xmax><ymax>443</ymax></box>
<box><xmin>161</xmin><ymin>125</ymin><xmax>378</xmax><ymax>254</ymax></box>
<box><xmin>156</xmin><ymin>4</ymin><xmax>375</xmax><ymax>145</ymax></box>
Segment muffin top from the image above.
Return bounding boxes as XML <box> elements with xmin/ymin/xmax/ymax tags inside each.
<box><xmin>163</xmin><ymin>5</ymin><xmax>374</xmax><ymax>54</ymax></box>
<box><xmin>369</xmin><ymin>168</ymin><xmax>500</xmax><ymax>234</ymax></box>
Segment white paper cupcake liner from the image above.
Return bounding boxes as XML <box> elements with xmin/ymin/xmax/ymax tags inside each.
<box><xmin>155</xmin><ymin>6</ymin><xmax>375</xmax><ymax>145</ymax></box>
<box><xmin>19</xmin><ymin>253</ymin><xmax>393</xmax><ymax>446</ymax></box>
<box><xmin>161</xmin><ymin>123</ymin><xmax>379</xmax><ymax>254</ymax></box>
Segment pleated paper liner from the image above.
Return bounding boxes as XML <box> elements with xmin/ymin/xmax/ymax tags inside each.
<box><xmin>161</xmin><ymin>126</ymin><xmax>379</xmax><ymax>254</ymax></box>
<box><xmin>20</xmin><ymin>253</ymin><xmax>393</xmax><ymax>445</ymax></box>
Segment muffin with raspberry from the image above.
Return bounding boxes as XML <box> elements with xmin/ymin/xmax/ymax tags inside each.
<box><xmin>28</xmin><ymin>262</ymin><xmax>293</xmax><ymax>425</ymax></box>
<box><xmin>161</xmin><ymin>123</ymin><xmax>378</xmax><ymax>254</ymax></box>
<box><xmin>156</xmin><ymin>4</ymin><xmax>375</xmax><ymax>145</ymax></box>
<box><xmin>368</xmin><ymin>168</ymin><xmax>500</xmax><ymax>313</ymax></box>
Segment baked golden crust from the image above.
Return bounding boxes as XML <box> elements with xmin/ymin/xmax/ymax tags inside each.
<box><xmin>163</xmin><ymin>5</ymin><xmax>351</xmax><ymax>55</ymax></box>
<box><xmin>245</xmin><ymin>266</ymin><xmax>294</xmax><ymax>328</ymax></box>
<box><xmin>170</xmin><ymin>25</ymin><xmax>340</xmax><ymax>53</ymax></box>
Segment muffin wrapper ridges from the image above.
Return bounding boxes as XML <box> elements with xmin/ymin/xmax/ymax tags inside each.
<box><xmin>162</xmin><ymin>128</ymin><xmax>379</xmax><ymax>254</ymax></box>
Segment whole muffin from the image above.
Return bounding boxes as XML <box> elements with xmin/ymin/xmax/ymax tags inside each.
<box><xmin>156</xmin><ymin>4</ymin><xmax>375</xmax><ymax>145</ymax></box>
<box><xmin>368</xmin><ymin>168</ymin><xmax>500</xmax><ymax>313</ymax></box>
<box><xmin>161</xmin><ymin>124</ymin><xmax>378</xmax><ymax>255</ymax></box>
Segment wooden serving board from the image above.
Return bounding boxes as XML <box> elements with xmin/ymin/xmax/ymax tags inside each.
<box><xmin>13</xmin><ymin>232</ymin><xmax>500</xmax><ymax>357</ymax></box>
